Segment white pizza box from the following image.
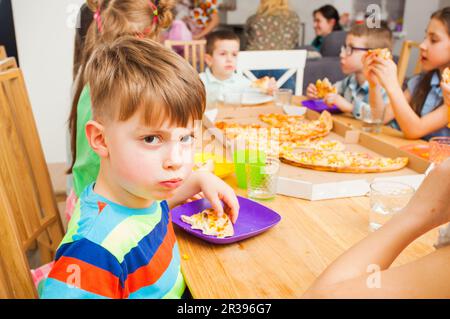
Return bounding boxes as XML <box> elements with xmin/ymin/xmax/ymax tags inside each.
<box><xmin>202</xmin><ymin>105</ymin><xmax>430</xmax><ymax>201</ymax></box>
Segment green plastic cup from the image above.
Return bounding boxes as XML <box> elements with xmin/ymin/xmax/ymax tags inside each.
<box><xmin>233</xmin><ymin>148</ymin><xmax>266</xmax><ymax>189</ymax></box>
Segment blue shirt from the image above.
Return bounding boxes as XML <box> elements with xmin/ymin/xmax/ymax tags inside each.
<box><xmin>389</xmin><ymin>72</ymin><xmax>449</xmax><ymax>141</ymax></box>
<box><xmin>334</xmin><ymin>75</ymin><xmax>389</xmax><ymax>120</ymax></box>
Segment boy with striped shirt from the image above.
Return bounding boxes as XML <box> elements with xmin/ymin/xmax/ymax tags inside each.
<box><xmin>41</xmin><ymin>37</ymin><xmax>239</xmax><ymax>299</ymax></box>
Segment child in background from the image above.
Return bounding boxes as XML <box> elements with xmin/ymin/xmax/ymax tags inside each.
<box><xmin>200</xmin><ymin>30</ymin><xmax>276</xmax><ymax>106</ymax></box>
<box><xmin>306</xmin><ymin>23</ymin><xmax>393</xmax><ymax>120</ymax></box>
<box><xmin>41</xmin><ymin>37</ymin><xmax>239</xmax><ymax>299</ymax></box>
<box><xmin>364</xmin><ymin>7</ymin><xmax>450</xmax><ymax>140</ymax></box>
<box><xmin>66</xmin><ymin>0</ymin><xmax>176</xmax><ymax>222</ymax></box>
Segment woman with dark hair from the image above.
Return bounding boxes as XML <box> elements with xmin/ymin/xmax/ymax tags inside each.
<box><xmin>311</xmin><ymin>4</ymin><xmax>342</xmax><ymax>51</ymax></box>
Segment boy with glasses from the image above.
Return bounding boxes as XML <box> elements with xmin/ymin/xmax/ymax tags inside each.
<box><xmin>306</xmin><ymin>23</ymin><xmax>393</xmax><ymax>119</ymax></box>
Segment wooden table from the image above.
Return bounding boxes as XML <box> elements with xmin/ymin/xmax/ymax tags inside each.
<box><xmin>175</xmin><ymin>100</ymin><xmax>436</xmax><ymax>299</ymax></box>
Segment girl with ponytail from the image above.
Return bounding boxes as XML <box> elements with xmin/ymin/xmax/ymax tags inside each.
<box><xmin>65</xmin><ymin>0</ymin><xmax>175</xmax><ymax>221</ymax></box>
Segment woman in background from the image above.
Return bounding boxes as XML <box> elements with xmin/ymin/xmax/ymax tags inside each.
<box><xmin>244</xmin><ymin>0</ymin><xmax>300</xmax><ymax>51</ymax></box>
<box><xmin>311</xmin><ymin>4</ymin><xmax>342</xmax><ymax>51</ymax></box>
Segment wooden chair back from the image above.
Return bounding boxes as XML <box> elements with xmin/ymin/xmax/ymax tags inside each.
<box><xmin>0</xmin><ymin>46</ymin><xmax>7</xmax><ymax>60</ymax></box>
<box><xmin>0</xmin><ymin>57</ymin><xmax>17</xmax><ymax>72</ymax></box>
<box><xmin>164</xmin><ymin>40</ymin><xmax>206</xmax><ymax>72</ymax></box>
<box><xmin>0</xmin><ymin>68</ymin><xmax>64</xmax><ymax>298</ymax></box>
<box><xmin>237</xmin><ymin>50</ymin><xmax>308</xmax><ymax>96</ymax></box>
<box><xmin>397</xmin><ymin>40</ymin><xmax>422</xmax><ymax>86</ymax></box>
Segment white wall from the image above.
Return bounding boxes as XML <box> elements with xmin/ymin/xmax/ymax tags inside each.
<box><xmin>12</xmin><ymin>0</ymin><xmax>84</xmax><ymax>164</ymax></box>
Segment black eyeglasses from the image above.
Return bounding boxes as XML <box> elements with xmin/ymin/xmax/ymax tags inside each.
<box><xmin>340</xmin><ymin>45</ymin><xmax>370</xmax><ymax>56</ymax></box>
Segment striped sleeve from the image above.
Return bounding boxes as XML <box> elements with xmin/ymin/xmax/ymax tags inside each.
<box><xmin>40</xmin><ymin>238</ymin><xmax>125</xmax><ymax>299</ymax></box>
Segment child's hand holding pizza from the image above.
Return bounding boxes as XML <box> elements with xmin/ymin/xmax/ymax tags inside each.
<box><xmin>195</xmin><ymin>171</ymin><xmax>240</xmax><ymax>224</ymax></box>
<box><xmin>306</xmin><ymin>83</ymin><xmax>319</xmax><ymax>99</ymax></box>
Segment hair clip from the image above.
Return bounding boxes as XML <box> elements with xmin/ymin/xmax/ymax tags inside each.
<box><xmin>149</xmin><ymin>1</ymin><xmax>159</xmax><ymax>25</ymax></box>
<box><xmin>94</xmin><ymin>9</ymin><xmax>103</xmax><ymax>32</ymax></box>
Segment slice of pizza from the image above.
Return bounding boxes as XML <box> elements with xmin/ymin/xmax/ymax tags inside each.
<box><xmin>259</xmin><ymin>113</ymin><xmax>306</xmax><ymax>127</ymax></box>
<box><xmin>252</xmin><ymin>76</ymin><xmax>271</xmax><ymax>93</ymax></box>
<box><xmin>280</xmin><ymin>150</ymin><xmax>408</xmax><ymax>173</ymax></box>
<box><xmin>181</xmin><ymin>208</ymin><xmax>234</xmax><ymax>238</ymax></box>
<box><xmin>442</xmin><ymin>67</ymin><xmax>450</xmax><ymax>84</ymax></box>
<box><xmin>280</xmin><ymin>139</ymin><xmax>346</xmax><ymax>155</ymax></box>
<box><xmin>368</xmin><ymin>48</ymin><xmax>392</xmax><ymax>60</ymax></box>
<box><xmin>315</xmin><ymin>78</ymin><xmax>337</xmax><ymax>99</ymax></box>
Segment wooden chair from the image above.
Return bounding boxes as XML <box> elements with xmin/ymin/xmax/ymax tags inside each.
<box><xmin>0</xmin><ymin>57</ymin><xmax>17</xmax><ymax>72</ymax></box>
<box><xmin>236</xmin><ymin>50</ymin><xmax>308</xmax><ymax>96</ymax></box>
<box><xmin>0</xmin><ymin>46</ymin><xmax>7</xmax><ymax>60</ymax></box>
<box><xmin>397</xmin><ymin>40</ymin><xmax>422</xmax><ymax>86</ymax></box>
<box><xmin>0</xmin><ymin>68</ymin><xmax>64</xmax><ymax>298</ymax></box>
<box><xmin>164</xmin><ymin>40</ymin><xmax>206</xmax><ymax>72</ymax></box>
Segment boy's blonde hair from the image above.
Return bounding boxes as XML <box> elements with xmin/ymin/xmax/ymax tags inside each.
<box><xmin>349</xmin><ymin>23</ymin><xmax>393</xmax><ymax>51</ymax></box>
<box><xmin>84</xmin><ymin>36</ymin><xmax>205</xmax><ymax>127</ymax></box>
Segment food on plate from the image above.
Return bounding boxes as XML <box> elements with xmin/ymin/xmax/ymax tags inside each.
<box><xmin>368</xmin><ymin>48</ymin><xmax>392</xmax><ymax>60</ymax></box>
<box><xmin>315</xmin><ymin>78</ymin><xmax>337</xmax><ymax>99</ymax></box>
<box><xmin>443</xmin><ymin>67</ymin><xmax>450</xmax><ymax>84</ymax></box>
<box><xmin>252</xmin><ymin>76</ymin><xmax>271</xmax><ymax>92</ymax></box>
<box><xmin>181</xmin><ymin>208</ymin><xmax>234</xmax><ymax>238</ymax></box>
<box><xmin>280</xmin><ymin>150</ymin><xmax>408</xmax><ymax>173</ymax></box>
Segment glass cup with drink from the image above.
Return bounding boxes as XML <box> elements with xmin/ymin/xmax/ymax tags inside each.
<box><xmin>369</xmin><ymin>181</ymin><xmax>415</xmax><ymax>232</ymax></box>
<box><xmin>274</xmin><ymin>88</ymin><xmax>293</xmax><ymax>108</ymax></box>
<box><xmin>361</xmin><ymin>103</ymin><xmax>386</xmax><ymax>134</ymax></box>
<box><xmin>429</xmin><ymin>136</ymin><xmax>450</xmax><ymax>164</ymax></box>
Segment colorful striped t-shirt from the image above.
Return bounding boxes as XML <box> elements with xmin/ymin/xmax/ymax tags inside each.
<box><xmin>40</xmin><ymin>183</ymin><xmax>186</xmax><ymax>299</ymax></box>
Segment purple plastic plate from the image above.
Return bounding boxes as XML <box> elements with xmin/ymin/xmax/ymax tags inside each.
<box><xmin>171</xmin><ymin>196</ymin><xmax>281</xmax><ymax>244</ymax></box>
<box><xmin>302</xmin><ymin>99</ymin><xmax>342</xmax><ymax>114</ymax></box>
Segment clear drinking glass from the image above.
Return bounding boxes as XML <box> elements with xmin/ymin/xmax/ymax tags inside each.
<box><xmin>274</xmin><ymin>88</ymin><xmax>293</xmax><ymax>108</ymax></box>
<box><xmin>369</xmin><ymin>181</ymin><xmax>415</xmax><ymax>232</ymax></box>
<box><xmin>247</xmin><ymin>157</ymin><xmax>280</xmax><ymax>201</ymax></box>
<box><xmin>361</xmin><ymin>104</ymin><xmax>386</xmax><ymax>134</ymax></box>
<box><xmin>429</xmin><ymin>137</ymin><xmax>450</xmax><ymax>164</ymax></box>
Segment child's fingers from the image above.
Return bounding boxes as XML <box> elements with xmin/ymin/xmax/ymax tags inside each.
<box><xmin>209</xmin><ymin>195</ymin><xmax>224</xmax><ymax>217</ymax></box>
<box><xmin>220</xmin><ymin>190</ymin><xmax>240</xmax><ymax>224</ymax></box>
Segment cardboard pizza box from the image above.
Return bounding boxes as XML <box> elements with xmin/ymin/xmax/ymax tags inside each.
<box><xmin>202</xmin><ymin>105</ymin><xmax>429</xmax><ymax>201</ymax></box>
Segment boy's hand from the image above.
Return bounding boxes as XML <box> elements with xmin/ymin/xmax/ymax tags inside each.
<box><xmin>196</xmin><ymin>171</ymin><xmax>240</xmax><ymax>223</ymax></box>
<box><xmin>440</xmin><ymin>81</ymin><xmax>450</xmax><ymax>107</ymax></box>
<box><xmin>324</xmin><ymin>93</ymin><xmax>353</xmax><ymax>113</ymax></box>
<box><xmin>266</xmin><ymin>77</ymin><xmax>278</xmax><ymax>95</ymax></box>
<box><xmin>306</xmin><ymin>83</ymin><xmax>318</xmax><ymax>99</ymax></box>
<box><xmin>362</xmin><ymin>53</ymin><xmax>379</xmax><ymax>87</ymax></box>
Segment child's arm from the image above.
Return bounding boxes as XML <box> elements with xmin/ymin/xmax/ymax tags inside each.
<box><xmin>40</xmin><ymin>240</ymin><xmax>124</xmax><ymax>299</ymax></box>
<box><xmin>323</xmin><ymin>93</ymin><xmax>353</xmax><ymax>113</ymax></box>
<box><xmin>369</xmin><ymin>56</ymin><xmax>448</xmax><ymax>139</ymax></box>
<box><xmin>303</xmin><ymin>159</ymin><xmax>450</xmax><ymax>298</ymax></box>
<box><xmin>363</xmin><ymin>53</ymin><xmax>396</xmax><ymax>123</ymax></box>
<box><xmin>167</xmin><ymin>171</ymin><xmax>239</xmax><ymax>223</ymax></box>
